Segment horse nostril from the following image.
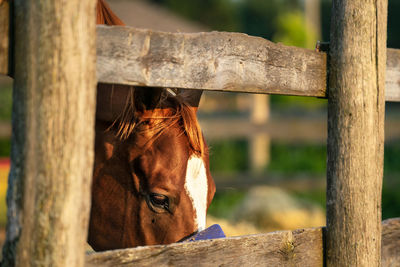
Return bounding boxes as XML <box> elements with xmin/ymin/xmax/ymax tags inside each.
<box><xmin>151</xmin><ymin>218</ymin><xmax>155</xmax><ymax>223</ymax></box>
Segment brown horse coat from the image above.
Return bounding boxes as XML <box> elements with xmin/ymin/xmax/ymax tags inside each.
<box><xmin>89</xmin><ymin>1</ymin><xmax>215</xmax><ymax>251</ymax></box>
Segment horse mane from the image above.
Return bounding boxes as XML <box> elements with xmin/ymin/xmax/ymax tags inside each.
<box><xmin>96</xmin><ymin>0</ymin><xmax>204</xmax><ymax>157</ymax></box>
<box><xmin>114</xmin><ymin>89</ymin><xmax>205</xmax><ymax>157</ymax></box>
<box><xmin>97</xmin><ymin>0</ymin><xmax>125</xmax><ymax>26</ymax></box>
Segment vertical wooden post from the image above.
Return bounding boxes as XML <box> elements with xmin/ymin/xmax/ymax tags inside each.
<box><xmin>327</xmin><ymin>0</ymin><xmax>387</xmax><ymax>266</ymax></box>
<box><xmin>249</xmin><ymin>94</ymin><xmax>270</xmax><ymax>173</ymax></box>
<box><xmin>304</xmin><ymin>0</ymin><xmax>321</xmax><ymax>43</ymax></box>
<box><xmin>1</xmin><ymin>0</ymin><xmax>97</xmax><ymax>266</ymax></box>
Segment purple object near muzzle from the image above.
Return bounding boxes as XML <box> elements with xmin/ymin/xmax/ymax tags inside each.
<box><xmin>180</xmin><ymin>224</ymin><xmax>226</xmax><ymax>242</ymax></box>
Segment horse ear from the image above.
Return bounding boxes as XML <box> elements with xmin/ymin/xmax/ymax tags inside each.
<box><xmin>134</xmin><ymin>87</ymin><xmax>164</xmax><ymax>110</ymax></box>
<box><xmin>177</xmin><ymin>89</ymin><xmax>203</xmax><ymax>112</ymax></box>
<box><xmin>97</xmin><ymin>0</ymin><xmax>125</xmax><ymax>26</ymax></box>
<box><xmin>96</xmin><ymin>84</ymin><xmax>134</xmax><ymax>122</ymax></box>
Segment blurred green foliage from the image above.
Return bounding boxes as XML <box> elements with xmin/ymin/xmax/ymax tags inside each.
<box><xmin>0</xmin><ymin>139</ymin><xmax>10</xmax><ymax>158</ymax></box>
<box><xmin>209</xmin><ymin>139</ymin><xmax>400</xmax><ymax>175</ymax></box>
<box><xmin>210</xmin><ymin>139</ymin><xmax>400</xmax><ymax>175</ymax></box>
<box><xmin>152</xmin><ymin>0</ymin><xmax>400</xmax><ymax>49</ymax></box>
<box><xmin>293</xmin><ymin>189</ymin><xmax>326</xmax><ymax>208</ymax></box>
<box><xmin>382</xmin><ymin>178</ymin><xmax>400</xmax><ymax>219</ymax></box>
<box><xmin>273</xmin><ymin>11</ymin><xmax>316</xmax><ymax>49</ymax></box>
<box><xmin>0</xmin><ymin>86</ymin><xmax>12</xmax><ymax>121</ymax></box>
<box><xmin>268</xmin><ymin>142</ymin><xmax>326</xmax><ymax>174</ymax></box>
<box><xmin>384</xmin><ymin>141</ymin><xmax>400</xmax><ymax>173</ymax></box>
<box><xmin>209</xmin><ymin>139</ymin><xmax>248</xmax><ymax>173</ymax></box>
<box><xmin>207</xmin><ymin>189</ymin><xmax>246</xmax><ymax>218</ymax></box>
<box><xmin>270</xmin><ymin>95</ymin><xmax>327</xmax><ymax>110</ymax></box>
<box><xmin>151</xmin><ymin>0</ymin><xmax>301</xmax><ymax>39</ymax></box>
<box><xmin>208</xmin><ymin>139</ymin><xmax>400</xmax><ymax>218</ymax></box>
<box><xmin>152</xmin><ymin>0</ymin><xmax>240</xmax><ymax>32</ymax></box>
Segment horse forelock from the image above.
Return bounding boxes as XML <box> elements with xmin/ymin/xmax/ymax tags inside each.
<box><xmin>111</xmin><ymin>88</ymin><xmax>205</xmax><ymax>157</ymax></box>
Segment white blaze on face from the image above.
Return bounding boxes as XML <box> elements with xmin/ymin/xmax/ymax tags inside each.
<box><xmin>184</xmin><ymin>155</ymin><xmax>208</xmax><ymax>232</ymax></box>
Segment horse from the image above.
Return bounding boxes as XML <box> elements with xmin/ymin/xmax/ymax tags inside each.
<box><xmin>88</xmin><ymin>0</ymin><xmax>215</xmax><ymax>251</ymax></box>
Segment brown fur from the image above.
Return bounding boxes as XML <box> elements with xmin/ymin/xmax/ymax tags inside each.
<box><xmin>111</xmin><ymin>88</ymin><xmax>205</xmax><ymax>157</ymax></box>
<box><xmin>89</xmin><ymin>1</ymin><xmax>215</xmax><ymax>251</ymax></box>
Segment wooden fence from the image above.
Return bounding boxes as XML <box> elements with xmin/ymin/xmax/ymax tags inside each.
<box><xmin>86</xmin><ymin>218</ymin><xmax>400</xmax><ymax>267</ymax></box>
<box><xmin>1</xmin><ymin>0</ymin><xmax>400</xmax><ymax>266</ymax></box>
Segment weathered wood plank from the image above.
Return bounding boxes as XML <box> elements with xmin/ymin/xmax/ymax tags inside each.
<box><xmin>3</xmin><ymin>23</ymin><xmax>400</xmax><ymax>100</ymax></box>
<box><xmin>97</xmin><ymin>26</ymin><xmax>400</xmax><ymax>101</ymax></box>
<box><xmin>326</xmin><ymin>1</ymin><xmax>387</xmax><ymax>265</ymax></box>
<box><xmin>386</xmin><ymin>48</ymin><xmax>400</xmax><ymax>102</ymax></box>
<box><xmin>0</xmin><ymin>0</ymin><xmax>10</xmax><ymax>75</ymax></box>
<box><xmin>97</xmin><ymin>26</ymin><xmax>328</xmax><ymax>97</ymax></box>
<box><xmin>1</xmin><ymin>0</ymin><xmax>97</xmax><ymax>266</ymax></box>
<box><xmin>85</xmin><ymin>218</ymin><xmax>400</xmax><ymax>267</ymax></box>
<box><xmin>86</xmin><ymin>228</ymin><xmax>323</xmax><ymax>267</ymax></box>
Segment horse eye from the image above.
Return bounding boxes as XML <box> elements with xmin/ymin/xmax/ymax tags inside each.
<box><xmin>149</xmin><ymin>193</ymin><xmax>169</xmax><ymax>211</ymax></box>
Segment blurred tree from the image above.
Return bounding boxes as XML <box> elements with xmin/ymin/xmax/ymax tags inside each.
<box><xmin>152</xmin><ymin>0</ymin><xmax>241</xmax><ymax>31</ymax></box>
<box><xmin>273</xmin><ymin>11</ymin><xmax>317</xmax><ymax>48</ymax></box>
<box><xmin>231</xmin><ymin>0</ymin><xmax>301</xmax><ymax>39</ymax></box>
<box><xmin>151</xmin><ymin>0</ymin><xmax>400</xmax><ymax>49</ymax></box>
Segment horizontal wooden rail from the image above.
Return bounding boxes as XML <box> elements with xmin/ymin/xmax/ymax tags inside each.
<box><xmin>387</xmin><ymin>49</ymin><xmax>400</xmax><ymax>101</ymax></box>
<box><xmin>96</xmin><ymin>26</ymin><xmax>400</xmax><ymax>101</ymax></box>
<box><xmin>3</xmin><ymin>115</ymin><xmax>400</xmax><ymax>141</ymax></box>
<box><xmin>97</xmin><ymin>26</ymin><xmax>327</xmax><ymax>97</ymax></box>
<box><xmin>199</xmin><ymin>117</ymin><xmax>400</xmax><ymax>142</ymax></box>
<box><xmin>85</xmin><ymin>218</ymin><xmax>400</xmax><ymax>267</ymax></box>
<box><xmin>1</xmin><ymin>23</ymin><xmax>400</xmax><ymax>100</ymax></box>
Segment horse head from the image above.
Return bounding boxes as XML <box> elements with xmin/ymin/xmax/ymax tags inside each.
<box><xmin>89</xmin><ymin>1</ymin><xmax>215</xmax><ymax>251</ymax></box>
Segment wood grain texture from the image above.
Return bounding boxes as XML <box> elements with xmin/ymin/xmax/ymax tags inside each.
<box><xmin>96</xmin><ymin>26</ymin><xmax>400</xmax><ymax>101</ymax></box>
<box><xmin>85</xmin><ymin>218</ymin><xmax>400</xmax><ymax>267</ymax></box>
<box><xmin>86</xmin><ymin>227</ymin><xmax>324</xmax><ymax>267</ymax></box>
<box><xmin>386</xmin><ymin>48</ymin><xmax>400</xmax><ymax>102</ymax></box>
<box><xmin>3</xmin><ymin>23</ymin><xmax>400</xmax><ymax>100</ymax></box>
<box><xmin>97</xmin><ymin>26</ymin><xmax>328</xmax><ymax>97</ymax></box>
<box><xmin>0</xmin><ymin>0</ymin><xmax>10</xmax><ymax>75</ymax></box>
<box><xmin>326</xmin><ymin>0</ymin><xmax>387</xmax><ymax>266</ymax></box>
<box><xmin>0</xmin><ymin>0</ymin><xmax>97</xmax><ymax>266</ymax></box>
